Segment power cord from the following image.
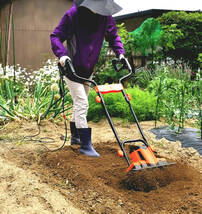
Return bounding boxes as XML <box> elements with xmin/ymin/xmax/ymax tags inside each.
<box><xmin>22</xmin><ymin>67</ymin><xmax>69</xmax><ymax>152</ymax></box>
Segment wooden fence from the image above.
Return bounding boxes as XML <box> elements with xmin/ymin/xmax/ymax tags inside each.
<box><xmin>0</xmin><ymin>0</ymin><xmax>72</xmax><ymax>70</ymax></box>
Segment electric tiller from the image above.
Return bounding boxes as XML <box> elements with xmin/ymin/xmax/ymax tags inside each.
<box><xmin>61</xmin><ymin>58</ymin><xmax>175</xmax><ymax>173</ymax></box>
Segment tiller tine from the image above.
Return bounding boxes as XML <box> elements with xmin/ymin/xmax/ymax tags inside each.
<box><xmin>126</xmin><ymin>145</ymin><xmax>175</xmax><ymax>173</ymax></box>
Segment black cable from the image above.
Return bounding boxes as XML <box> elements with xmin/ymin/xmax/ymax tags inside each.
<box><xmin>21</xmin><ymin>72</ymin><xmax>69</xmax><ymax>152</ymax></box>
<box><xmin>37</xmin><ymin>70</ymin><xmax>69</xmax><ymax>152</ymax></box>
<box><xmin>43</xmin><ymin>74</ymin><xmax>68</xmax><ymax>151</ymax></box>
<box><xmin>1</xmin><ymin>65</ymin><xmax>93</xmax><ymax>151</ymax></box>
<box><xmin>22</xmin><ymin>122</ymin><xmax>55</xmax><ymax>144</ymax></box>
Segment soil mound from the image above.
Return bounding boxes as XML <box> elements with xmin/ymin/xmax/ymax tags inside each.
<box><xmin>34</xmin><ymin>143</ymin><xmax>202</xmax><ymax>213</ymax></box>
<box><xmin>39</xmin><ymin>144</ymin><xmax>127</xmax><ymax>191</ymax></box>
<box><xmin>120</xmin><ymin>163</ymin><xmax>198</xmax><ymax>192</ymax></box>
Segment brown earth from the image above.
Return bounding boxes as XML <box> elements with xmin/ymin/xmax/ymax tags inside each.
<box><xmin>0</xmin><ymin>119</ymin><xmax>201</xmax><ymax>214</ymax></box>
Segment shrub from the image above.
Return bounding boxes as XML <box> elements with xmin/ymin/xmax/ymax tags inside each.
<box><xmin>157</xmin><ymin>11</ymin><xmax>202</xmax><ymax>69</ymax></box>
<box><xmin>146</xmin><ymin>65</ymin><xmax>201</xmax><ymax>132</ymax></box>
<box><xmin>87</xmin><ymin>86</ymin><xmax>156</xmax><ymax>122</ymax></box>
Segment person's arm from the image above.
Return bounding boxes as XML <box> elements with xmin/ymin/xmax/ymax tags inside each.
<box><xmin>50</xmin><ymin>10</ymin><xmax>74</xmax><ymax>60</ymax></box>
<box><xmin>105</xmin><ymin>16</ymin><xmax>125</xmax><ymax>58</ymax></box>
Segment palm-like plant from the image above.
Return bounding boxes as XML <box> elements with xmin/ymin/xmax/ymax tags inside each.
<box><xmin>130</xmin><ymin>18</ymin><xmax>163</xmax><ymax>66</ymax></box>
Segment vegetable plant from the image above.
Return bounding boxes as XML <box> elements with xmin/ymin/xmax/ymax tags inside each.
<box><xmin>0</xmin><ymin>60</ymin><xmax>73</xmax><ymax>122</ymax></box>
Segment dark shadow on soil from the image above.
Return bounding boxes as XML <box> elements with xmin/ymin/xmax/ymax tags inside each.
<box><xmin>120</xmin><ymin>163</ymin><xmax>193</xmax><ymax>192</ymax></box>
<box><xmin>150</xmin><ymin>126</ymin><xmax>202</xmax><ymax>155</ymax></box>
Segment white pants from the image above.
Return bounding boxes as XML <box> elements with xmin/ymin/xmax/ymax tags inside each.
<box><xmin>64</xmin><ymin>76</ymin><xmax>92</xmax><ymax>128</ymax></box>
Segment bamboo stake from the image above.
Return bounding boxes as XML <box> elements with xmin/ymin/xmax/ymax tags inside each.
<box><xmin>0</xmin><ymin>8</ymin><xmax>2</xmax><ymax>64</ymax></box>
<box><xmin>6</xmin><ymin>0</ymin><xmax>13</xmax><ymax>66</ymax></box>
<box><xmin>3</xmin><ymin>16</ymin><xmax>8</xmax><ymax>74</ymax></box>
<box><xmin>12</xmin><ymin>10</ymin><xmax>17</xmax><ymax>104</ymax></box>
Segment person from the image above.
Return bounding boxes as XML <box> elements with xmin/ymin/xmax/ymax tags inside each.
<box><xmin>50</xmin><ymin>0</ymin><xmax>125</xmax><ymax>157</ymax></box>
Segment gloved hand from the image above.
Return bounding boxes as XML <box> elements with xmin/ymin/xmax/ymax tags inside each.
<box><xmin>59</xmin><ymin>56</ymin><xmax>71</xmax><ymax>67</ymax></box>
<box><xmin>119</xmin><ymin>54</ymin><xmax>131</xmax><ymax>70</ymax></box>
<box><xmin>119</xmin><ymin>54</ymin><xmax>125</xmax><ymax>61</ymax></box>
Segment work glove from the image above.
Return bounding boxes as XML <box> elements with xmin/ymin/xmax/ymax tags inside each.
<box><xmin>59</xmin><ymin>55</ymin><xmax>71</xmax><ymax>67</ymax></box>
<box><xmin>119</xmin><ymin>54</ymin><xmax>125</xmax><ymax>61</ymax></box>
<box><xmin>119</xmin><ymin>54</ymin><xmax>127</xmax><ymax>65</ymax></box>
<box><xmin>118</xmin><ymin>54</ymin><xmax>131</xmax><ymax>70</ymax></box>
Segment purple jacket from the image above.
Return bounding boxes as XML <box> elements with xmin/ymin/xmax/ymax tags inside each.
<box><xmin>50</xmin><ymin>5</ymin><xmax>125</xmax><ymax>78</ymax></box>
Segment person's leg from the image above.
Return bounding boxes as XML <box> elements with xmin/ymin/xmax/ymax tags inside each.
<box><xmin>64</xmin><ymin>77</ymin><xmax>87</xmax><ymax>145</ymax></box>
<box><xmin>65</xmin><ymin>75</ymin><xmax>93</xmax><ymax>127</ymax></box>
<box><xmin>79</xmin><ymin>78</ymin><xmax>99</xmax><ymax>156</ymax></box>
<box><xmin>83</xmin><ymin>77</ymin><xmax>92</xmax><ymax>96</ymax></box>
<box><xmin>64</xmin><ymin>77</ymin><xmax>99</xmax><ymax>157</ymax></box>
<box><xmin>77</xmin><ymin>127</ymin><xmax>100</xmax><ymax>157</ymax></box>
<box><xmin>69</xmin><ymin>121</ymin><xmax>81</xmax><ymax>145</ymax></box>
<box><xmin>64</xmin><ymin>77</ymin><xmax>89</xmax><ymax>128</ymax></box>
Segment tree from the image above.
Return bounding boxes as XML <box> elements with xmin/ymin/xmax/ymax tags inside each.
<box><xmin>129</xmin><ymin>18</ymin><xmax>163</xmax><ymax>66</ymax></box>
<box><xmin>157</xmin><ymin>24</ymin><xmax>183</xmax><ymax>63</ymax></box>
<box><xmin>157</xmin><ymin>11</ymin><xmax>202</xmax><ymax>69</ymax></box>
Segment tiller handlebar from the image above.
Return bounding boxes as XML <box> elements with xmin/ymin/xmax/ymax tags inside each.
<box><xmin>58</xmin><ymin>58</ymin><xmax>175</xmax><ymax>172</ymax></box>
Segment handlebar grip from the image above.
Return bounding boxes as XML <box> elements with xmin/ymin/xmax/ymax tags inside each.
<box><xmin>59</xmin><ymin>58</ymin><xmax>97</xmax><ymax>86</ymax></box>
<box><xmin>112</xmin><ymin>59</ymin><xmax>120</xmax><ymax>72</ymax></box>
<box><xmin>64</xmin><ymin>58</ymin><xmax>76</xmax><ymax>74</ymax></box>
<box><xmin>112</xmin><ymin>57</ymin><xmax>131</xmax><ymax>72</ymax></box>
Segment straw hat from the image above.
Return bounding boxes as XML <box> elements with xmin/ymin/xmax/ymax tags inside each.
<box><xmin>74</xmin><ymin>0</ymin><xmax>122</xmax><ymax>16</ymax></box>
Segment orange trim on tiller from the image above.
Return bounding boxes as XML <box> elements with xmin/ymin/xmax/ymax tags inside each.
<box><xmin>126</xmin><ymin>162</ymin><xmax>140</xmax><ymax>172</ymax></box>
<box><xmin>130</xmin><ymin>146</ymin><xmax>159</xmax><ymax>165</ymax></box>
<box><xmin>95</xmin><ymin>84</ymin><xmax>123</xmax><ymax>94</ymax></box>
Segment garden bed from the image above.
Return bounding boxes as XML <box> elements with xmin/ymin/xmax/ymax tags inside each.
<box><xmin>0</xmin><ymin>119</ymin><xmax>201</xmax><ymax>213</ymax></box>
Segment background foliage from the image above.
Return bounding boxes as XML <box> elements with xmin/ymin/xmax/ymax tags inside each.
<box><xmin>0</xmin><ymin>11</ymin><xmax>201</xmax><ymax>137</ymax></box>
<box><xmin>157</xmin><ymin>11</ymin><xmax>202</xmax><ymax>69</ymax></box>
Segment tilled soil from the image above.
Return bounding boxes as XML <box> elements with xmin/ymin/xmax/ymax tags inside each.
<box><xmin>0</xmin><ymin>119</ymin><xmax>202</xmax><ymax>214</ymax></box>
<box><xmin>28</xmin><ymin>145</ymin><xmax>202</xmax><ymax>214</ymax></box>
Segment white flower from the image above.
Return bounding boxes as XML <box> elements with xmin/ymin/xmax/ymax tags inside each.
<box><xmin>5</xmin><ymin>65</ymin><xmax>10</xmax><ymax>73</ymax></box>
<box><xmin>51</xmin><ymin>77</ymin><xmax>57</xmax><ymax>82</ymax></box>
<box><xmin>47</xmin><ymin>59</ymin><xmax>52</xmax><ymax>64</ymax></box>
<box><xmin>25</xmin><ymin>82</ymin><xmax>29</xmax><ymax>87</ymax></box>
<box><xmin>39</xmin><ymin>69</ymin><xmax>44</xmax><ymax>74</ymax></box>
<box><xmin>51</xmin><ymin>83</ymin><xmax>59</xmax><ymax>92</ymax></box>
<box><xmin>54</xmin><ymin>94</ymin><xmax>60</xmax><ymax>100</ymax></box>
<box><xmin>3</xmin><ymin>75</ymin><xmax>9</xmax><ymax>80</ymax></box>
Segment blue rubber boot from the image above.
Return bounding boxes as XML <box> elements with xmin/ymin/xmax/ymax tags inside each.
<box><xmin>77</xmin><ymin>128</ymin><xmax>100</xmax><ymax>157</ymax></box>
<box><xmin>70</xmin><ymin>122</ymin><xmax>81</xmax><ymax>145</ymax></box>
